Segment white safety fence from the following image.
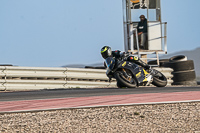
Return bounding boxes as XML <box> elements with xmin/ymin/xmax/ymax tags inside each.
<box><xmin>0</xmin><ymin>66</ymin><xmax>173</xmax><ymax>91</ymax></box>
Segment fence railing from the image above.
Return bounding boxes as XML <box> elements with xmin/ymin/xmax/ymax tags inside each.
<box><xmin>0</xmin><ymin>66</ymin><xmax>173</xmax><ymax>91</ymax></box>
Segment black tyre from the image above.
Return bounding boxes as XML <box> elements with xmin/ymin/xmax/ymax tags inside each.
<box><xmin>172</xmin><ymin>70</ymin><xmax>196</xmax><ymax>82</ymax></box>
<box><xmin>152</xmin><ymin>69</ymin><xmax>167</xmax><ymax>87</ymax></box>
<box><xmin>148</xmin><ymin>59</ymin><xmax>169</xmax><ymax>67</ymax></box>
<box><xmin>114</xmin><ymin>70</ymin><xmax>137</xmax><ymax>88</ymax></box>
<box><xmin>163</xmin><ymin>60</ymin><xmax>194</xmax><ymax>71</ymax></box>
<box><xmin>117</xmin><ymin>82</ymin><xmax>126</xmax><ymax>88</ymax></box>
<box><xmin>169</xmin><ymin>55</ymin><xmax>187</xmax><ymax>62</ymax></box>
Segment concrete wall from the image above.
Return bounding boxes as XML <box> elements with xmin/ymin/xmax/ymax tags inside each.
<box><xmin>0</xmin><ymin>102</ymin><xmax>200</xmax><ymax>132</ymax></box>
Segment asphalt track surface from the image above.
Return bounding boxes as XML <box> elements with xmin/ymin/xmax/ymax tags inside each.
<box><xmin>0</xmin><ymin>86</ymin><xmax>200</xmax><ymax>112</ymax></box>
<box><xmin>0</xmin><ymin>86</ymin><xmax>200</xmax><ymax>102</ymax></box>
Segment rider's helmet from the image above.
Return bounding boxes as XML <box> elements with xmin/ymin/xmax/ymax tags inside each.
<box><xmin>101</xmin><ymin>46</ymin><xmax>112</xmax><ymax>59</ymax></box>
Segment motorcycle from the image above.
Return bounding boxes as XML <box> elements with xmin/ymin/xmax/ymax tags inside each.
<box><xmin>105</xmin><ymin>54</ymin><xmax>167</xmax><ymax>88</ymax></box>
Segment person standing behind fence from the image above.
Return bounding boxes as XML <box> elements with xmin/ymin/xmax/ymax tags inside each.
<box><xmin>137</xmin><ymin>15</ymin><xmax>147</xmax><ymax>49</ymax></box>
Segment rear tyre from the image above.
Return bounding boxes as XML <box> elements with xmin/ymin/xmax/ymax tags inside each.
<box><xmin>114</xmin><ymin>70</ymin><xmax>137</xmax><ymax>88</ymax></box>
<box><xmin>152</xmin><ymin>69</ymin><xmax>167</xmax><ymax>87</ymax></box>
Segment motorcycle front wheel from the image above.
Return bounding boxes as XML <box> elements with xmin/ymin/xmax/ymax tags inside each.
<box><xmin>114</xmin><ymin>69</ymin><xmax>137</xmax><ymax>88</ymax></box>
<box><xmin>116</xmin><ymin>82</ymin><xmax>126</xmax><ymax>88</ymax></box>
<box><xmin>152</xmin><ymin>69</ymin><xmax>167</xmax><ymax>87</ymax></box>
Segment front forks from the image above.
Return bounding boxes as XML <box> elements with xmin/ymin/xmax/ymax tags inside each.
<box><xmin>121</xmin><ymin>69</ymin><xmax>133</xmax><ymax>83</ymax></box>
<box><xmin>146</xmin><ymin>75</ymin><xmax>153</xmax><ymax>86</ymax></box>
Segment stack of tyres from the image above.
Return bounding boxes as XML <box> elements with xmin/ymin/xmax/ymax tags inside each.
<box><xmin>164</xmin><ymin>55</ymin><xmax>197</xmax><ymax>86</ymax></box>
<box><xmin>148</xmin><ymin>59</ymin><xmax>169</xmax><ymax>67</ymax></box>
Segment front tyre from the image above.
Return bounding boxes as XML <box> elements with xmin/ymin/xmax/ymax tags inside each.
<box><xmin>152</xmin><ymin>69</ymin><xmax>167</xmax><ymax>87</ymax></box>
<box><xmin>117</xmin><ymin>82</ymin><xmax>126</xmax><ymax>88</ymax></box>
<box><xmin>114</xmin><ymin>70</ymin><xmax>137</xmax><ymax>88</ymax></box>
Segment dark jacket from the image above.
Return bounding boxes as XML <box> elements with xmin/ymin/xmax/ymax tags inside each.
<box><xmin>137</xmin><ymin>18</ymin><xmax>147</xmax><ymax>33</ymax></box>
<box><xmin>112</xmin><ymin>50</ymin><xmax>121</xmax><ymax>58</ymax></box>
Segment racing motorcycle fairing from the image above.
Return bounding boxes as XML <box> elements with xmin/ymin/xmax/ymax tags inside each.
<box><xmin>116</xmin><ymin>61</ymin><xmax>150</xmax><ymax>85</ymax></box>
<box><xmin>105</xmin><ymin>57</ymin><xmax>152</xmax><ymax>86</ymax></box>
<box><xmin>105</xmin><ymin>57</ymin><xmax>115</xmax><ymax>75</ymax></box>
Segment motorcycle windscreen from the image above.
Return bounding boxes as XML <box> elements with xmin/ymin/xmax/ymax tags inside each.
<box><xmin>105</xmin><ymin>57</ymin><xmax>115</xmax><ymax>75</ymax></box>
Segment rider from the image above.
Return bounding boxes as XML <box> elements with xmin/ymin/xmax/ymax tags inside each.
<box><xmin>101</xmin><ymin>46</ymin><xmax>150</xmax><ymax>70</ymax></box>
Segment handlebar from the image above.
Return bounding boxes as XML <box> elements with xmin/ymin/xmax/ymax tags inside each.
<box><xmin>120</xmin><ymin>52</ymin><xmax>130</xmax><ymax>61</ymax></box>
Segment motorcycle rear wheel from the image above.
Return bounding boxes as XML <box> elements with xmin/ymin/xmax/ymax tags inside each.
<box><xmin>152</xmin><ymin>69</ymin><xmax>167</xmax><ymax>87</ymax></box>
<box><xmin>114</xmin><ymin>70</ymin><xmax>137</xmax><ymax>88</ymax></box>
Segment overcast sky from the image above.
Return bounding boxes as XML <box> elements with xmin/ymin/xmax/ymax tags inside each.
<box><xmin>0</xmin><ymin>0</ymin><xmax>200</xmax><ymax>67</ymax></box>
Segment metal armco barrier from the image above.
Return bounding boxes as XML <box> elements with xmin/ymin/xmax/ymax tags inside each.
<box><xmin>0</xmin><ymin>66</ymin><xmax>173</xmax><ymax>91</ymax></box>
